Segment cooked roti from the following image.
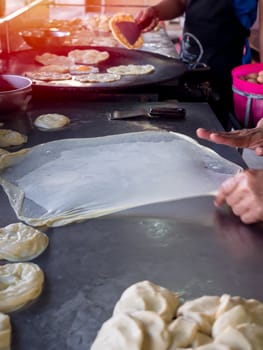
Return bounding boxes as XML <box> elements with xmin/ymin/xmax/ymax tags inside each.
<box><xmin>34</xmin><ymin>113</ymin><xmax>71</xmax><ymax>130</ymax></box>
<box><xmin>74</xmin><ymin>73</ymin><xmax>121</xmax><ymax>83</ymax></box>
<box><xmin>109</xmin><ymin>13</ymin><xmax>144</xmax><ymax>49</ymax></box>
<box><xmin>107</xmin><ymin>64</ymin><xmax>155</xmax><ymax>75</ymax></box>
<box><xmin>68</xmin><ymin>49</ymin><xmax>110</xmax><ymax>65</ymax></box>
<box><xmin>35</xmin><ymin>52</ymin><xmax>73</xmax><ymax>66</ymax></box>
<box><xmin>38</xmin><ymin>65</ymin><xmax>70</xmax><ymax>73</ymax></box>
<box><xmin>69</xmin><ymin>65</ymin><xmax>99</xmax><ymax>75</ymax></box>
<box><xmin>24</xmin><ymin>71</ymin><xmax>72</xmax><ymax>81</ymax></box>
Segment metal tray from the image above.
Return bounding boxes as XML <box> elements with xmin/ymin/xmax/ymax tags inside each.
<box><xmin>1</xmin><ymin>46</ymin><xmax>187</xmax><ymax>92</ymax></box>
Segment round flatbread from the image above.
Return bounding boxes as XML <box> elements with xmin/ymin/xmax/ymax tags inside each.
<box><xmin>38</xmin><ymin>65</ymin><xmax>70</xmax><ymax>74</ymax></box>
<box><xmin>0</xmin><ymin>222</ymin><xmax>49</xmax><ymax>262</ymax></box>
<box><xmin>69</xmin><ymin>65</ymin><xmax>99</xmax><ymax>75</ymax></box>
<box><xmin>74</xmin><ymin>73</ymin><xmax>121</xmax><ymax>83</ymax></box>
<box><xmin>0</xmin><ymin>262</ymin><xmax>44</xmax><ymax>313</ymax></box>
<box><xmin>109</xmin><ymin>13</ymin><xmax>144</xmax><ymax>49</ymax></box>
<box><xmin>35</xmin><ymin>52</ymin><xmax>73</xmax><ymax>66</ymax></box>
<box><xmin>107</xmin><ymin>64</ymin><xmax>155</xmax><ymax>75</ymax></box>
<box><xmin>34</xmin><ymin>113</ymin><xmax>71</xmax><ymax>130</ymax></box>
<box><xmin>68</xmin><ymin>49</ymin><xmax>110</xmax><ymax>65</ymax></box>
<box><xmin>25</xmin><ymin>71</ymin><xmax>72</xmax><ymax>81</ymax></box>
<box><xmin>0</xmin><ymin>129</ymin><xmax>27</xmax><ymax>148</ymax></box>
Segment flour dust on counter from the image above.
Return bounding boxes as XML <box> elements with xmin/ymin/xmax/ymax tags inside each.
<box><xmin>0</xmin><ymin>131</ymin><xmax>242</xmax><ymax>227</ymax></box>
<box><xmin>90</xmin><ymin>280</ymin><xmax>263</xmax><ymax>350</ymax></box>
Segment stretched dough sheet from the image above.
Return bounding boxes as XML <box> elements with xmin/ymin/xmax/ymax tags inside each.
<box><xmin>0</xmin><ymin>131</ymin><xmax>242</xmax><ymax>227</ymax></box>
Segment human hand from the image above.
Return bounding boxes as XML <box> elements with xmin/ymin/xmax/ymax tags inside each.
<box><xmin>135</xmin><ymin>7</ymin><xmax>159</xmax><ymax>32</ymax></box>
<box><xmin>214</xmin><ymin>170</ymin><xmax>263</xmax><ymax>224</ymax></box>
<box><xmin>196</xmin><ymin>124</ymin><xmax>263</xmax><ymax>156</ymax></box>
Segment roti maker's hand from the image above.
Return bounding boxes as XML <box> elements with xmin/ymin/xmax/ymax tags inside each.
<box><xmin>135</xmin><ymin>7</ymin><xmax>159</xmax><ymax>32</ymax></box>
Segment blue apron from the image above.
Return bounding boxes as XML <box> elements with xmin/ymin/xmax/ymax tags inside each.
<box><xmin>233</xmin><ymin>0</ymin><xmax>258</xmax><ymax>63</ymax></box>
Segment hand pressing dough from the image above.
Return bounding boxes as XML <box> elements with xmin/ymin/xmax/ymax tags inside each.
<box><xmin>0</xmin><ymin>313</ymin><xmax>11</xmax><ymax>350</ymax></box>
<box><xmin>113</xmin><ymin>280</ymin><xmax>180</xmax><ymax>322</ymax></box>
<box><xmin>0</xmin><ymin>222</ymin><xmax>49</xmax><ymax>261</ymax></box>
<box><xmin>90</xmin><ymin>313</ymin><xmax>144</xmax><ymax>350</ymax></box>
<box><xmin>0</xmin><ymin>262</ymin><xmax>44</xmax><ymax>313</ymax></box>
<box><xmin>34</xmin><ymin>113</ymin><xmax>70</xmax><ymax>130</ymax></box>
<box><xmin>0</xmin><ymin>129</ymin><xmax>27</xmax><ymax>148</ymax></box>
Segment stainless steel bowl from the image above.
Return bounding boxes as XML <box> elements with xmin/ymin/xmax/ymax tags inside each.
<box><xmin>19</xmin><ymin>28</ymin><xmax>71</xmax><ymax>49</ymax></box>
<box><xmin>0</xmin><ymin>75</ymin><xmax>32</xmax><ymax>112</ymax></box>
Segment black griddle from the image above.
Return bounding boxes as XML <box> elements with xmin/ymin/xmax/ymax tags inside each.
<box><xmin>1</xmin><ymin>46</ymin><xmax>187</xmax><ymax>92</ymax></box>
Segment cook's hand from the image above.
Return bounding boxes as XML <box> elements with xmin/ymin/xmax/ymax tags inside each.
<box><xmin>215</xmin><ymin>170</ymin><xmax>263</xmax><ymax>224</ymax></box>
<box><xmin>196</xmin><ymin>121</ymin><xmax>263</xmax><ymax>156</ymax></box>
<box><xmin>135</xmin><ymin>7</ymin><xmax>159</xmax><ymax>32</ymax></box>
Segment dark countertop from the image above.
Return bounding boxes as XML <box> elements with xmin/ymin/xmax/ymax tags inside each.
<box><xmin>0</xmin><ymin>99</ymin><xmax>262</xmax><ymax>350</ymax></box>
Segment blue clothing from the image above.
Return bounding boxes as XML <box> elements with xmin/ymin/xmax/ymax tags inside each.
<box><xmin>232</xmin><ymin>0</ymin><xmax>258</xmax><ymax>63</ymax></box>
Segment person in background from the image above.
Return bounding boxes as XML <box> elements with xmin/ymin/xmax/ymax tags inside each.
<box><xmin>135</xmin><ymin>0</ymin><xmax>260</xmax><ymax>128</ymax></box>
<box><xmin>196</xmin><ymin>118</ymin><xmax>263</xmax><ymax>224</ymax></box>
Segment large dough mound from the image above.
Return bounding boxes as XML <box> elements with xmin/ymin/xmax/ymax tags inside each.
<box><xmin>0</xmin><ymin>222</ymin><xmax>49</xmax><ymax>261</ymax></box>
<box><xmin>0</xmin><ymin>262</ymin><xmax>44</xmax><ymax>313</ymax></box>
<box><xmin>91</xmin><ymin>280</ymin><xmax>263</xmax><ymax>350</ymax></box>
<box><xmin>113</xmin><ymin>280</ymin><xmax>180</xmax><ymax>322</ymax></box>
<box><xmin>90</xmin><ymin>313</ymin><xmax>144</xmax><ymax>350</ymax></box>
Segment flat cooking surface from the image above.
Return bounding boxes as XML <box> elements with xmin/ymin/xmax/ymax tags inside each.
<box><xmin>0</xmin><ymin>100</ymin><xmax>262</xmax><ymax>350</ymax></box>
<box><xmin>1</xmin><ymin>46</ymin><xmax>187</xmax><ymax>91</ymax></box>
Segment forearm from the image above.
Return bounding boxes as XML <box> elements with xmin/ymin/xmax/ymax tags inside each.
<box><xmin>152</xmin><ymin>0</ymin><xmax>187</xmax><ymax>21</ymax></box>
<box><xmin>259</xmin><ymin>0</ymin><xmax>263</xmax><ymax>61</ymax></box>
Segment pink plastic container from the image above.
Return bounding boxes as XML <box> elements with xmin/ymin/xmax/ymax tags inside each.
<box><xmin>232</xmin><ymin>63</ymin><xmax>263</xmax><ymax>127</ymax></box>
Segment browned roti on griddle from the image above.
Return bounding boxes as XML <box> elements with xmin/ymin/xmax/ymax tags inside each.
<box><xmin>24</xmin><ymin>71</ymin><xmax>72</xmax><ymax>81</ymax></box>
<box><xmin>68</xmin><ymin>49</ymin><xmax>110</xmax><ymax>65</ymax></box>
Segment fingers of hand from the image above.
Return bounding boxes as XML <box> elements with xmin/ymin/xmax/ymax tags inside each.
<box><xmin>215</xmin><ymin>171</ymin><xmax>263</xmax><ymax>224</ymax></box>
<box><xmin>255</xmin><ymin>147</ymin><xmax>263</xmax><ymax>156</ymax></box>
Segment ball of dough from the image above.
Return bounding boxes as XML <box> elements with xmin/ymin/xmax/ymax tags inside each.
<box><xmin>0</xmin><ymin>262</ymin><xmax>44</xmax><ymax>313</ymax></box>
<box><xmin>0</xmin><ymin>222</ymin><xmax>49</xmax><ymax>262</ymax></box>
<box><xmin>34</xmin><ymin>113</ymin><xmax>70</xmax><ymax>130</ymax></box>
<box><xmin>0</xmin><ymin>129</ymin><xmax>27</xmax><ymax>148</ymax></box>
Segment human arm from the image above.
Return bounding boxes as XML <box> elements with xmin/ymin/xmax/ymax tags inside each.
<box><xmin>135</xmin><ymin>0</ymin><xmax>187</xmax><ymax>32</ymax></box>
<box><xmin>214</xmin><ymin>170</ymin><xmax>263</xmax><ymax>224</ymax></box>
<box><xmin>196</xmin><ymin>119</ymin><xmax>263</xmax><ymax>156</ymax></box>
<box><xmin>259</xmin><ymin>0</ymin><xmax>263</xmax><ymax>61</ymax></box>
